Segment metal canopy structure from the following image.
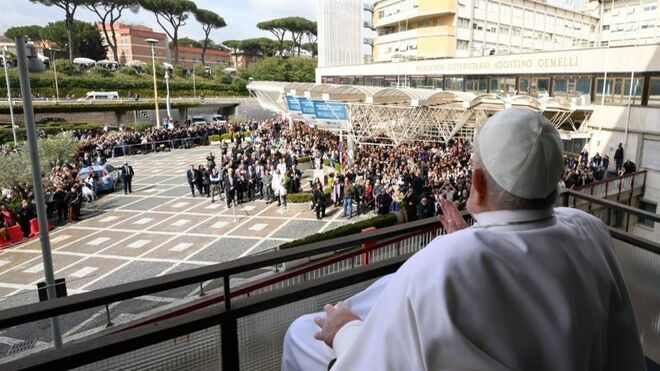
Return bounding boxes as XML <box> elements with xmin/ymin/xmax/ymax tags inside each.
<box><xmin>247</xmin><ymin>81</ymin><xmax>593</xmax><ymax>146</ymax></box>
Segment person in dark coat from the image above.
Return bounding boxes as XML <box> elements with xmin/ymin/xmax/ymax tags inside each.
<box><xmin>196</xmin><ymin>165</ymin><xmax>205</xmax><ymax>196</ymax></box>
<box><xmin>53</xmin><ymin>186</ymin><xmax>67</xmax><ymax>223</ymax></box>
<box><xmin>121</xmin><ymin>162</ymin><xmax>134</xmax><ymax>194</ymax></box>
<box><xmin>614</xmin><ymin>143</ymin><xmax>624</xmax><ymax>173</ymax></box>
<box><xmin>417</xmin><ymin>195</ymin><xmax>435</xmax><ymax>220</ymax></box>
<box><xmin>224</xmin><ymin>168</ymin><xmax>238</xmax><ymax>209</ymax></box>
<box><xmin>312</xmin><ymin>183</ymin><xmax>325</xmax><ymax>220</ymax></box>
<box><xmin>17</xmin><ymin>200</ymin><xmax>35</xmax><ymax>237</ymax></box>
<box><xmin>186</xmin><ymin>164</ymin><xmax>199</xmax><ymax>197</ymax></box>
<box><xmin>202</xmin><ymin>166</ymin><xmax>211</xmax><ymax>197</ymax></box>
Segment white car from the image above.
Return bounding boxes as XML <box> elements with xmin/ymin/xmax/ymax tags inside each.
<box><xmin>211</xmin><ymin>114</ymin><xmax>227</xmax><ymax>124</ymax></box>
<box><xmin>190</xmin><ymin>115</ymin><xmax>208</xmax><ymax>125</ymax></box>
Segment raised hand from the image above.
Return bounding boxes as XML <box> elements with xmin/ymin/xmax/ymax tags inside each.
<box><xmin>437</xmin><ymin>199</ymin><xmax>468</xmax><ymax>233</ymax></box>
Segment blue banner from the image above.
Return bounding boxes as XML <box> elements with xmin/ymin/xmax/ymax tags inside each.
<box><xmin>298</xmin><ymin>97</ymin><xmax>317</xmax><ymax>115</ymax></box>
<box><xmin>285</xmin><ymin>96</ymin><xmax>301</xmax><ymax>112</ymax></box>
<box><xmin>313</xmin><ymin>100</ymin><xmax>348</xmax><ymax>121</ymax></box>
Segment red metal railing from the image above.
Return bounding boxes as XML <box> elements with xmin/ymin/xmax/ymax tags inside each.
<box><xmin>571</xmin><ymin>171</ymin><xmax>646</xmax><ymax>209</ymax></box>
<box><xmin>108</xmin><ymin>222</ymin><xmax>447</xmax><ymax>334</ymax></box>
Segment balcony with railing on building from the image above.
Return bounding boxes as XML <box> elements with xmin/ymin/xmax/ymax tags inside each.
<box><xmin>0</xmin><ymin>109</ymin><xmax>658</xmax><ymax>370</ymax></box>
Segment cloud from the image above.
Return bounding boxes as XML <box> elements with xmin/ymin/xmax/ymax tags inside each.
<box><xmin>1</xmin><ymin>0</ymin><xmax>319</xmax><ymax>43</ymax></box>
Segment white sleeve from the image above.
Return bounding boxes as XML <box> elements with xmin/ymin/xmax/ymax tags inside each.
<box><xmin>332</xmin><ymin>320</ymin><xmax>363</xmax><ymax>359</ymax></box>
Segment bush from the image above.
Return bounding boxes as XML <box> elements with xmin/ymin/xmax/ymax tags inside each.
<box><xmin>228</xmin><ymin>114</ymin><xmax>245</xmax><ymax>123</ymax></box>
<box><xmin>279</xmin><ymin>213</ymin><xmax>398</xmax><ymax>250</ymax></box>
<box><xmin>54</xmin><ymin>59</ymin><xmax>77</xmax><ymax>75</ymax></box>
<box><xmin>132</xmin><ymin>121</ymin><xmax>152</xmax><ymax>133</ymax></box>
<box><xmin>208</xmin><ymin>134</ymin><xmax>222</xmax><ymax>142</ymax></box>
<box><xmin>118</xmin><ymin>66</ymin><xmax>136</xmax><ymax>76</ymax></box>
<box><xmin>88</xmin><ymin>65</ymin><xmax>112</xmax><ymax>78</ymax></box>
<box><xmin>297</xmin><ymin>156</ymin><xmax>311</xmax><ymax>164</ymax></box>
<box><xmin>287</xmin><ymin>187</ymin><xmax>331</xmax><ymax>203</ymax></box>
<box><xmin>218</xmin><ymin>131</ymin><xmax>251</xmax><ymax>141</ymax></box>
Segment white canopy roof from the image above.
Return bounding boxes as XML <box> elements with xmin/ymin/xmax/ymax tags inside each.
<box><xmin>73</xmin><ymin>57</ymin><xmax>96</xmax><ymax>65</ymax></box>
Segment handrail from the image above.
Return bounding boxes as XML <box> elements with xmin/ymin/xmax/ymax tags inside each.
<box><xmin>1</xmin><ymin>257</ymin><xmax>406</xmax><ymax>370</ymax></box>
<box><xmin>106</xmin><ymin>223</ymin><xmax>444</xmax><ymax>334</ymax></box>
<box><xmin>572</xmin><ymin>170</ymin><xmax>646</xmax><ymax>193</ymax></box>
<box><xmin>0</xmin><ymin>217</ymin><xmax>441</xmax><ymax>329</ymax></box>
<box><xmin>561</xmin><ymin>189</ymin><xmax>660</xmax><ymax>223</ymax></box>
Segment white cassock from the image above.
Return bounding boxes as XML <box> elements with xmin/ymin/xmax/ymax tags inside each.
<box><xmin>282</xmin><ymin>207</ymin><xmax>645</xmax><ymax>371</ymax></box>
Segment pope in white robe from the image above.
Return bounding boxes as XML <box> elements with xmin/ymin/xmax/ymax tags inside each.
<box><xmin>282</xmin><ymin>109</ymin><xmax>645</xmax><ymax>371</ymax></box>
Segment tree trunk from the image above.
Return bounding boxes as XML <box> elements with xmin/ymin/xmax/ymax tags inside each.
<box><xmin>109</xmin><ymin>23</ymin><xmax>119</xmax><ymax>63</ymax></box>
<box><xmin>172</xmin><ymin>29</ymin><xmax>179</xmax><ymax>65</ymax></box>
<box><xmin>201</xmin><ymin>34</ymin><xmax>209</xmax><ymax>65</ymax></box>
<box><xmin>66</xmin><ymin>16</ymin><xmax>75</xmax><ymax>61</ymax></box>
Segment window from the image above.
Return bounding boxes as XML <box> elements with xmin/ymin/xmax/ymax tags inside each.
<box><xmin>474</xmin><ymin>0</ymin><xmax>482</xmax><ymax>9</ymax></box>
<box><xmin>648</xmin><ymin>77</ymin><xmax>660</xmax><ymax>106</ymax></box>
<box><xmin>523</xmin><ymin>29</ymin><xmax>533</xmax><ymax>38</ymax></box>
<box><xmin>637</xmin><ymin>200</ymin><xmax>657</xmax><ymax>228</ymax></box>
<box><xmin>486</xmin><ymin>22</ymin><xmax>497</xmax><ymax>32</ymax></box>
<box><xmin>420</xmin><ymin>20</ymin><xmax>431</xmax><ymax>28</ymax></box>
<box><xmin>552</xmin><ymin>77</ymin><xmax>591</xmax><ymax>96</ymax></box>
<box><xmin>596</xmin><ymin>77</ymin><xmax>643</xmax><ymax>104</ymax></box>
<box><xmin>512</xmin><ymin>27</ymin><xmax>522</xmax><ymax>36</ymax></box>
<box><xmin>500</xmin><ymin>25</ymin><xmax>510</xmax><ymax>33</ymax></box>
<box><xmin>644</xmin><ymin>4</ymin><xmax>658</xmax><ymax>12</ymax></box>
<box><xmin>603</xmin><ymin>25</ymin><xmax>610</xmax><ymax>31</ymax></box>
<box><xmin>458</xmin><ymin>17</ymin><xmax>470</xmax><ymax>28</ymax></box>
<box><xmin>378</xmin><ymin>10</ymin><xmax>384</xmax><ymax>18</ymax></box>
<box><xmin>457</xmin><ymin>40</ymin><xmax>469</xmax><ymax>49</ymax></box>
<box><xmin>627</xmin><ymin>6</ymin><xmax>635</xmax><ymax>14</ymax></box>
<box><xmin>473</xmin><ymin>21</ymin><xmax>484</xmax><ymax>31</ymax></box>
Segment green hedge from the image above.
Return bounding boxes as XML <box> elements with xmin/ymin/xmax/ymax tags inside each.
<box><xmin>208</xmin><ymin>131</ymin><xmax>252</xmax><ymax>142</ymax></box>
<box><xmin>298</xmin><ymin>156</ymin><xmax>311</xmax><ymax>164</ymax></box>
<box><xmin>279</xmin><ymin>213</ymin><xmax>398</xmax><ymax>250</ymax></box>
<box><xmin>1</xmin><ymin>122</ymin><xmax>101</xmax><ymax>143</ymax></box>
<box><xmin>287</xmin><ymin>187</ymin><xmax>331</xmax><ymax>203</ymax></box>
<box><xmin>323</xmin><ymin>158</ymin><xmax>342</xmax><ymax>172</ymax></box>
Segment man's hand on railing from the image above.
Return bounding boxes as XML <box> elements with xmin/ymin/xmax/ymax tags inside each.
<box><xmin>437</xmin><ymin>199</ymin><xmax>468</xmax><ymax>233</ymax></box>
<box><xmin>313</xmin><ymin>302</ymin><xmax>360</xmax><ymax>348</ymax></box>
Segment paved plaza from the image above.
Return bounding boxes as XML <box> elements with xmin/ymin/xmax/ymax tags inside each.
<box><xmin>0</xmin><ymin>145</ymin><xmax>361</xmax><ymax>352</ymax></box>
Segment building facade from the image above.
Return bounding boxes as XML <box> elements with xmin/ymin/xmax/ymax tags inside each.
<box><xmin>318</xmin><ymin>0</ymin><xmax>365</xmax><ymax>67</ymax></box>
<box><xmin>175</xmin><ymin>46</ymin><xmax>231</xmax><ymax>70</ymax></box>
<box><xmin>97</xmin><ymin>23</ymin><xmax>169</xmax><ymax>64</ymax></box>
<box><xmin>370</xmin><ymin>0</ymin><xmax>659</xmax><ymax>62</ymax></box>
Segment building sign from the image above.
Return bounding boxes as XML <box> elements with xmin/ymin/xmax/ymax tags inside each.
<box><xmin>286</xmin><ymin>96</ymin><xmax>302</xmax><ymax>112</ymax></box>
<box><xmin>298</xmin><ymin>97</ymin><xmax>317</xmax><ymax>115</ymax></box>
<box><xmin>415</xmin><ymin>56</ymin><xmax>580</xmax><ymax>74</ymax></box>
<box><xmin>313</xmin><ymin>100</ymin><xmax>348</xmax><ymax>121</ymax></box>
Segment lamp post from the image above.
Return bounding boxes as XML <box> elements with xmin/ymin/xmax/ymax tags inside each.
<box><xmin>2</xmin><ymin>46</ymin><xmax>17</xmax><ymax>146</ymax></box>
<box><xmin>14</xmin><ymin>36</ymin><xmax>63</xmax><ymax>349</ymax></box>
<box><xmin>51</xmin><ymin>50</ymin><xmax>59</xmax><ymax>101</ymax></box>
<box><xmin>164</xmin><ymin>71</ymin><xmax>172</xmax><ymax>122</ymax></box>
<box><xmin>146</xmin><ymin>38</ymin><xmax>160</xmax><ymax>126</ymax></box>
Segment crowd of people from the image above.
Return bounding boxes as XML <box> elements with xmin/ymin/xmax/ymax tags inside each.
<box><xmin>561</xmin><ymin>143</ymin><xmax>637</xmax><ymax>189</ymax></box>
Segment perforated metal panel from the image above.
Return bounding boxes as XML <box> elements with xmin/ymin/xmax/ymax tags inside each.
<box><xmin>612</xmin><ymin>238</ymin><xmax>660</xmax><ymax>364</ymax></box>
<box><xmin>73</xmin><ymin>326</ymin><xmax>222</xmax><ymax>371</ymax></box>
<box><xmin>237</xmin><ymin>280</ymin><xmax>376</xmax><ymax>371</ymax></box>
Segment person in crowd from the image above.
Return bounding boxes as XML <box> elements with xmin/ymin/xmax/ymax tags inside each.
<box><xmin>17</xmin><ymin>199</ymin><xmax>35</xmax><ymax>237</ymax></box>
<box><xmin>236</xmin><ymin>169</ymin><xmax>246</xmax><ymax>204</ymax></box>
<box><xmin>66</xmin><ymin>185</ymin><xmax>82</xmax><ymax>222</ymax></box>
<box><xmin>210</xmin><ymin>168</ymin><xmax>222</xmax><ymax>203</ymax></box>
<box><xmin>246</xmin><ymin>165</ymin><xmax>257</xmax><ymax>202</ymax></box>
<box><xmin>202</xmin><ymin>166</ymin><xmax>211</xmax><ymax>197</ymax></box>
<box><xmin>282</xmin><ymin>108</ymin><xmax>645</xmax><ymax>371</ymax></box>
<box><xmin>196</xmin><ymin>165</ymin><xmax>205</xmax><ymax>197</ymax></box>
<box><xmin>614</xmin><ymin>143</ymin><xmax>624</xmax><ymax>173</ymax></box>
<box><xmin>224</xmin><ymin>168</ymin><xmax>238</xmax><ymax>219</ymax></box>
<box><xmin>312</xmin><ymin>183</ymin><xmax>325</xmax><ymax>221</ymax></box>
<box><xmin>186</xmin><ymin>164</ymin><xmax>199</xmax><ymax>197</ymax></box>
<box><xmin>263</xmin><ymin>168</ymin><xmax>273</xmax><ymax>204</ymax></box>
<box><xmin>290</xmin><ymin>164</ymin><xmax>302</xmax><ymax>194</ymax></box>
<box><xmin>1</xmin><ymin>205</ymin><xmax>16</xmax><ymax>227</ymax></box>
<box><xmin>623</xmin><ymin>159</ymin><xmax>637</xmax><ymax>175</ymax></box>
<box><xmin>416</xmin><ymin>195</ymin><xmax>435</xmax><ymax>219</ymax></box>
<box><xmin>206</xmin><ymin>151</ymin><xmax>216</xmax><ymax>169</ymax></box>
<box><xmin>121</xmin><ymin>162</ymin><xmax>134</xmax><ymax>194</ymax></box>
<box><xmin>343</xmin><ymin>178</ymin><xmax>354</xmax><ymax>218</ymax></box>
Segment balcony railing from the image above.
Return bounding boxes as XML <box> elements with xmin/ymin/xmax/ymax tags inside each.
<box><xmin>0</xmin><ymin>190</ymin><xmax>658</xmax><ymax>370</ymax></box>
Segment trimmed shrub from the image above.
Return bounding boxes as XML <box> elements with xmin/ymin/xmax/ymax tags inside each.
<box><xmin>208</xmin><ymin>134</ymin><xmax>222</xmax><ymax>142</ymax></box>
<box><xmin>279</xmin><ymin>213</ymin><xmax>398</xmax><ymax>250</ymax></box>
<box><xmin>297</xmin><ymin>156</ymin><xmax>311</xmax><ymax>164</ymax></box>
<box><xmin>287</xmin><ymin>187</ymin><xmax>331</xmax><ymax>203</ymax></box>
<box><xmin>118</xmin><ymin>66</ymin><xmax>136</xmax><ymax>76</ymax></box>
<box><xmin>132</xmin><ymin>121</ymin><xmax>152</xmax><ymax>133</ymax></box>
<box><xmin>88</xmin><ymin>66</ymin><xmax>113</xmax><ymax>78</ymax></box>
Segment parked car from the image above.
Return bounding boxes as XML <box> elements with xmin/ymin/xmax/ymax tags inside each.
<box><xmin>211</xmin><ymin>114</ymin><xmax>227</xmax><ymax>124</ymax></box>
<box><xmin>189</xmin><ymin>115</ymin><xmax>208</xmax><ymax>125</ymax></box>
<box><xmin>76</xmin><ymin>164</ymin><xmax>120</xmax><ymax>193</ymax></box>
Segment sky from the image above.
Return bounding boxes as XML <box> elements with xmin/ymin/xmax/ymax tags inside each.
<box><xmin>0</xmin><ymin>0</ymin><xmax>319</xmax><ymax>43</ymax></box>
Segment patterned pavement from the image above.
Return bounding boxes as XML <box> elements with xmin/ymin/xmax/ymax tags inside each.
<box><xmin>0</xmin><ymin>145</ymin><xmax>356</xmax><ymax>318</ymax></box>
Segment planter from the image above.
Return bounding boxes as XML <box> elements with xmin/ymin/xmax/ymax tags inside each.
<box><xmin>287</xmin><ymin>201</ymin><xmax>311</xmax><ymax>212</ymax></box>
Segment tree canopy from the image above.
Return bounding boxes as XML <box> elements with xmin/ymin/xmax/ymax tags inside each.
<box><xmin>173</xmin><ymin>37</ymin><xmax>201</xmax><ymax>48</ymax></box>
<box><xmin>30</xmin><ymin>0</ymin><xmax>84</xmax><ymax>61</ymax></box>
<box><xmin>194</xmin><ymin>8</ymin><xmax>226</xmax><ymax>65</ymax></box>
<box><xmin>242</xmin><ymin>56</ymin><xmax>316</xmax><ymax>82</ymax></box>
<box><xmin>4</xmin><ymin>25</ymin><xmax>45</xmax><ymax>43</ymax></box>
<box><xmin>42</xmin><ymin>20</ymin><xmax>107</xmax><ymax>60</ymax></box>
<box><xmin>257</xmin><ymin>17</ymin><xmax>316</xmax><ymax>57</ymax></box>
<box><xmin>82</xmin><ymin>0</ymin><xmax>138</xmax><ymax>63</ymax></box>
<box><xmin>139</xmin><ymin>0</ymin><xmax>197</xmax><ymax>65</ymax></box>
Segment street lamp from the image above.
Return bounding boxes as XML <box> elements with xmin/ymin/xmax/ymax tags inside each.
<box><xmin>2</xmin><ymin>46</ymin><xmax>17</xmax><ymax>146</ymax></box>
<box><xmin>164</xmin><ymin>71</ymin><xmax>172</xmax><ymax>123</ymax></box>
<box><xmin>145</xmin><ymin>38</ymin><xmax>160</xmax><ymax>126</ymax></box>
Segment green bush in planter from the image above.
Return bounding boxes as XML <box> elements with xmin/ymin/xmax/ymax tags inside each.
<box><xmin>208</xmin><ymin>134</ymin><xmax>222</xmax><ymax>142</ymax></box>
<box><xmin>279</xmin><ymin>213</ymin><xmax>398</xmax><ymax>250</ymax></box>
<box><xmin>287</xmin><ymin>188</ymin><xmax>331</xmax><ymax>204</ymax></box>
<box><xmin>297</xmin><ymin>156</ymin><xmax>311</xmax><ymax>164</ymax></box>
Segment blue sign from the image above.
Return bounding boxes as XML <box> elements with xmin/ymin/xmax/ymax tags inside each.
<box><xmin>313</xmin><ymin>100</ymin><xmax>348</xmax><ymax>121</ymax></box>
<box><xmin>285</xmin><ymin>96</ymin><xmax>301</xmax><ymax>112</ymax></box>
<box><xmin>298</xmin><ymin>97</ymin><xmax>317</xmax><ymax>115</ymax></box>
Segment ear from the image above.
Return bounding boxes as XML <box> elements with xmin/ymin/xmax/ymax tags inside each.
<box><xmin>472</xmin><ymin>168</ymin><xmax>488</xmax><ymax>205</ymax></box>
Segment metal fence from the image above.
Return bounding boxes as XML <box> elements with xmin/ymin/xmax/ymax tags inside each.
<box><xmin>102</xmin><ymin>135</ymin><xmax>209</xmax><ymax>158</ymax></box>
